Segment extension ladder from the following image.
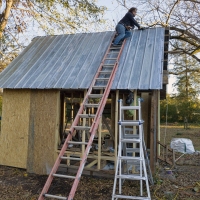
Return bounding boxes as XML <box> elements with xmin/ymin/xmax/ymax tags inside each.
<box><xmin>38</xmin><ymin>36</ymin><xmax>125</xmax><ymax>200</ymax></box>
<box><xmin>112</xmin><ymin>99</ymin><xmax>151</xmax><ymax>200</ymax></box>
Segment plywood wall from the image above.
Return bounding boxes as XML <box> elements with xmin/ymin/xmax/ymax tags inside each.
<box><xmin>27</xmin><ymin>90</ymin><xmax>60</xmax><ymax>174</ymax></box>
<box><xmin>0</xmin><ymin>89</ymin><xmax>31</xmax><ymax>168</ymax></box>
<box><xmin>0</xmin><ymin>89</ymin><xmax>60</xmax><ymax>174</ymax></box>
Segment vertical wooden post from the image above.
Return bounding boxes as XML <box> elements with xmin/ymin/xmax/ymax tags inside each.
<box><xmin>97</xmin><ymin>117</ymin><xmax>102</xmax><ymax>169</ymax></box>
<box><xmin>60</xmin><ymin>92</ymin><xmax>65</xmax><ymax>143</ymax></box>
<box><xmin>157</xmin><ymin>91</ymin><xmax>161</xmax><ymax>156</ymax></box>
<box><xmin>114</xmin><ymin>90</ymin><xmax>119</xmax><ymax>169</ymax></box>
<box><xmin>133</xmin><ymin>90</ymin><xmax>137</xmax><ymax>158</ymax></box>
<box><xmin>133</xmin><ymin>90</ymin><xmax>137</xmax><ymax>134</ymax></box>
<box><xmin>129</xmin><ymin>90</ymin><xmax>137</xmax><ymax>173</ymax></box>
<box><xmin>97</xmin><ymin>90</ymin><xmax>103</xmax><ymax>170</ymax></box>
<box><xmin>82</xmin><ymin>90</ymin><xmax>87</xmax><ymax>158</ymax></box>
<box><xmin>150</xmin><ymin>90</ymin><xmax>158</xmax><ymax>174</ymax></box>
<box><xmin>71</xmin><ymin>93</ymin><xmax>74</xmax><ymax>122</ymax></box>
<box><xmin>111</xmin><ymin>93</ymin><xmax>116</xmax><ymax>141</ymax></box>
<box><xmin>141</xmin><ymin>93</ymin><xmax>149</xmax><ymax>147</ymax></box>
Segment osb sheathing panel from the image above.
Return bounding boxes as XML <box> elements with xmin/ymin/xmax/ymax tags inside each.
<box><xmin>0</xmin><ymin>89</ymin><xmax>31</xmax><ymax>168</ymax></box>
<box><xmin>27</xmin><ymin>90</ymin><xmax>60</xmax><ymax>175</ymax></box>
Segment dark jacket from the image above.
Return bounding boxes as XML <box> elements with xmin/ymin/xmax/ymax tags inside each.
<box><xmin>119</xmin><ymin>12</ymin><xmax>140</xmax><ymax>29</ymax></box>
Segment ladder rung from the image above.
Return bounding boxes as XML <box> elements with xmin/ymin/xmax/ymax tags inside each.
<box><xmin>121</xmin><ymin>138</ymin><xmax>141</xmax><ymax>143</ymax></box>
<box><xmin>113</xmin><ymin>195</ymin><xmax>150</xmax><ymax>200</ymax></box>
<box><xmin>116</xmin><ymin>174</ymin><xmax>146</xmax><ymax>180</ymax></box>
<box><xmin>124</xmin><ymin>134</ymin><xmax>139</xmax><ymax>139</ymax></box>
<box><xmin>105</xmin><ymin>58</ymin><xmax>117</xmax><ymax>60</ymax></box>
<box><xmin>73</xmin><ymin>126</ymin><xmax>90</xmax><ymax>130</ymax></box>
<box><xmin>99</xmin><ymin>71</ymin><xmax>112</xmax><ymax>74</ymax></box>
<box><xmin>107</xmin><ymin>52</ymin><xmax>119</xmax><ymax>54</ymax></box>
<box><xmin>84</xmin><ymin>104</ymin><xmax>99</xmax><ymax>108</ymax></box>
<box><xmin>79</xmin><ymin>114</ymin><xmax>96</xmax><ymax>118</ymax></box>
<box><xmin>121</xmin><ymin>106</ymin><xmax>140</xmax><ymax>110</ymax></box>
<box><xmin>92</xmin><ymin>86</ymin><xmax>106</xmax><ymax>90</ymax></box>
<box><xmin>119</xmin><ymin>156</ymin><xmax>142</xmax><ymax>161</ymax></box>
<box><xmin>53</xmin><ymin>174</ymin><xmax>76</xmax><ymax>179</ymax></box>
<box><xmin>88</xmin><ymin>94</ymin><xmax>103</xmax><ymax>98</ymax></box>
<box><xmin>68</xmin><ymin>141</ymin><xmax>88</xmax><ymax>145</ymax></box>
<box><xmin>126</xmin><ymin>148</ymin><xmax>140</xmax><ymax>153</ymax></box>
<box><xmin>119</xmin><ymin>121</ymin><xmax>143</xmax><ymax>126</ymax></box>
<box><xmin>103</xmin><ymin>64</ymin><xmax>115</xmax><ymax>66</ymax></box>
<box><xmin>110</xmin><ymin>47</ymin><xmax>121</xmax><ymax>50</ymax></box>
<box><xmin>102</xmin><ymin>66</ymin><xmax>114</xmax><ymax>68</ymax></box>
<box><xmin>44</xmin><ymin>194</ymin><xmax>67</xmax><ymax>199</ymax></box>
<box><xmin>96</xmin><ymin>78</ymin><xmax>109</xmax><ymax>80</ymax></box>
<box><xmin>60</xmin><ymin>156</ymin><xmax>82</xmax><ymax>161</ymax></box>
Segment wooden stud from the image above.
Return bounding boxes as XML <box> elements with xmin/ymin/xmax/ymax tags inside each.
<box><xmin>57</xmin><ymin>150</ymin><xmax>116</xmax><ymax>161</ymax></box>
<box><xmin>111</xmin><ymin>93</ymin><xmax>115</xmax><ymax>141</ymax></box>
<box><xmin>141</xmin><ymin>93</ymin><xmax>149</xmax><ymax>147</ymax></box>
<box><xmin>150</xmin><ymin>91</ymin><xmax>154</xmax><ymax>173</ymax></box>
<box><xmin>150</xmin><ymin>90</ymin><xmax>158</xmax><ymax>174</ymax></box>
<box><xmin>71</xmin><ymin>93</ymin><xmax>74</xmax><ymax>121</ymax></box>
<box><xmin>82</xmin><ymin>90</ymin><xmax>87</xmax><ymax>158</ymax></box>
<box><xmin>60</xmin><ymin>92</ymin><xmax>65</xmax><ymax>144</ymax></box>
<box><xmin>114</xmin><ymin>90</ymin><xmax>119</xmax><ymax>169</ymax></box>
<box><xmin>97</xmin><ymin>89</ymin><xmax>103</xmax><ymax>170</ymax></box>
<box><xmin>157</xmin><ymin>91</ymin><xmax>161</xmax><ymax>156</ymax></box>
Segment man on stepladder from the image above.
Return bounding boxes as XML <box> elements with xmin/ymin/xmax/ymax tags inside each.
<box><xmin>112</xmin><ymin>7</ymin><xmax>144</xmax><ymax>46</ymax></box>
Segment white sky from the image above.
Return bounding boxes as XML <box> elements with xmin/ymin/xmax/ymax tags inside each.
<box><xmin>97</xmin><ymin>0</ymin><xmax>175</xmax><ymax>94</ymax></box>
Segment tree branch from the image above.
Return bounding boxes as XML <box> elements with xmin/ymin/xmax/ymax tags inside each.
<box><xmin>166</xmin><ymin>0</ymin><xmax>181</xmax><ymax>25</ymax></box>
<box><xmin>170</xmin><ymin>26</ymin><xmax>200</xmax><ymax>43</ymax></box>
<box><xmin>0</xmin><ymin>0</ymin><xmax>13</xmax><ymax>38</ymax></box>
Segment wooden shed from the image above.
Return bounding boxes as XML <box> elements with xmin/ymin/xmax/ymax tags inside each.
<box><xmin>0</xmin><ymin>28</ymin><xmax>168</xmax><ymax>175</ymax></box>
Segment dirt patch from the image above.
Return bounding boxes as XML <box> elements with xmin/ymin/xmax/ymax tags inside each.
<box><xmin>0</xmin><ymin>125</ymin><xmax>200</xmax><ymax>199</ymax></box>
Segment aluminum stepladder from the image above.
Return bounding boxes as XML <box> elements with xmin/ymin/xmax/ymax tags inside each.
<box><xmin>112</xmin><ymin>99</ymin><xmax>151</xmax><ymax>200</ymax></box>
<box><xmin>38</xmin><ymin>35</ymin><xmax>126</xmax><ymax>200</ymax></box>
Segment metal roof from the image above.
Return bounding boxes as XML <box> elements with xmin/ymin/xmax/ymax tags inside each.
<box><xmin>0</xmin><ymin>28</ymin><xmax>165</xmax><ymax>90</ymax></box>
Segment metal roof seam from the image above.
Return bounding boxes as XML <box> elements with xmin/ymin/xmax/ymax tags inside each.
<box><xmin>149</xmin><ymin>28</ymin><xmax>158</xmax><ymax>89</ymax></box>
<box><xmin>35</xmin><ymin>35</ymin><xmax>72</xmax><ymax>89</ymax></box>
<box><xmin>138</xmin><ymin>28</ymin><xmax>150</xmax><ymax>89</ymax></box>
<box><xmin>127</xmin><ymin>30</ymin><xmax>142</xmax><ymax>89</ymax></box>
<box><xmin>77</xmin><ymin>32</ymin><xmax>113</xmax><ymax>89</ymax></box>
<box><xmin>51</xmin><ymin>33</ymin><xmax>86</xmax><ymax>88</ymax></box>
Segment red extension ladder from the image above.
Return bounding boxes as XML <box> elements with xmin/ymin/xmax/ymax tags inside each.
<box><xmin>38</xmin><ymin>35</ymin><xmax>125</xmax><ymax>200</ymax></box>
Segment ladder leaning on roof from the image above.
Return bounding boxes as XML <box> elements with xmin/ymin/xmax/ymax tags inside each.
<box><xmin>38</xmin><ymin>35</ymin><xmax>126</xmax><ymax>200</ymax></box>
<box><xmin>112</xmin><ymin>98</ymin><xmax>151</xmax><ymax>200</ymax></box>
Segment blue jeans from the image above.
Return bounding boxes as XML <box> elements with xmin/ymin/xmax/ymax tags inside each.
<box><xmin>113</xmin><ymin>24</ymin><xmax>131</xmax><ymax>45</ymax></box>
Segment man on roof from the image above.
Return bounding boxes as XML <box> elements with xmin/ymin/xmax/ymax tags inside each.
<box><xmin>112</xmin><ymin>7</ymin><xmax>144</xmax><ymax>46</ymax></box>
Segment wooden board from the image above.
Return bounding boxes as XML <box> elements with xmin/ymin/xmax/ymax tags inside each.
<box><xmin>0</xmin><ymin>89</ymin><xmax>31</xmax><ymax>168</ymax></box>
<box><xmin>141</xmin><ymin>93</ymin><xmax>150</xmax><ymax>147</ymax></box>
<box><xmin>27</xmin><ymin>89</ymin><xmax>60</xmax><ymax>174</ymax></box>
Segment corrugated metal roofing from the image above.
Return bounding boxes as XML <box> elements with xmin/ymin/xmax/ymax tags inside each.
<box><xmin>0</xmin><ymin>28</ymin><xmax>165</xmax><ymax>90</ymax></box>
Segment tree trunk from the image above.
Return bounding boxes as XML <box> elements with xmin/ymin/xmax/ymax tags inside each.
<box><xmin>0</xmin><ymin>0</ymin><xmax>13</xmax><ymax>39</ymax></box>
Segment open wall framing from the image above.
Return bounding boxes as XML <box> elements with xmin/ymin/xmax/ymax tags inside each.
<box><xmin>58</xmin><ymin>89</ymin><xmax>159</xmax><ymax>174</ymax></box>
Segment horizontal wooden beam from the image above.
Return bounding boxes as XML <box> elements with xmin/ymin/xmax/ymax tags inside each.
<box><xmin>56</xmin><ymin>150</ymin><xmax>116</xmax><ymax>161</ymax></box>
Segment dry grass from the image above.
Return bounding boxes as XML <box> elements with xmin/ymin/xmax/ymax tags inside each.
<box><xmin>160</xmin><ymin>124</ymin><xmax>200</xmax><ymax>150</ymax></box>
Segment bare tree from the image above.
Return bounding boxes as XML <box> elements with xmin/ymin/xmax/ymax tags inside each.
<box><xmin>116</xmin><ymin>0</ymin><xmax>200</xmax><ymax>62</ymax></box>
<box><xmin>0</xmin><ymin>0</ymin><xmax>105</xmax><ymax>64</ymax></box>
